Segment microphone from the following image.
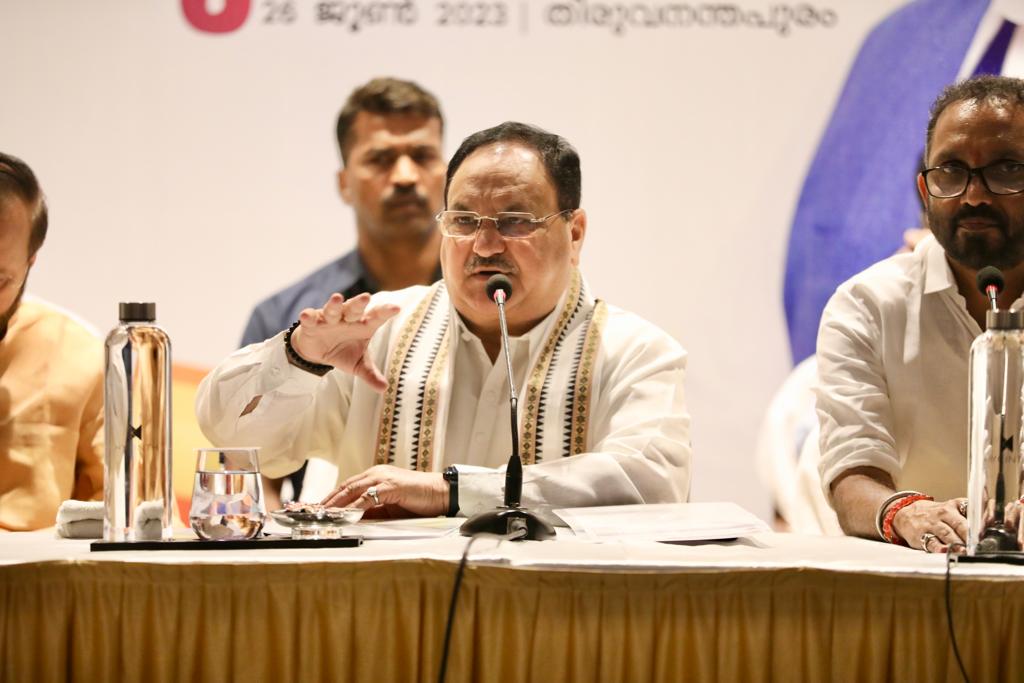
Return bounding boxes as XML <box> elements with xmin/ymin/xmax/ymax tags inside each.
<box><xmin>972</xmin><ymin>265</ymin><xmax>1017</xmax><ymax>552</ymax></box>
<box><xmin>977</xmin><ymin>266</ymin><xmax>1004</xmax><ymax>312</ymax></box>
<box><xmin>459</xmin><ymin>274</ymin><xmax>555</xmax><ymax>540</ymax></box>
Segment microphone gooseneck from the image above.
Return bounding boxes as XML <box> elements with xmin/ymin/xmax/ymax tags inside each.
<box><xmin>486</xmin><ymin>274</ymin><xmax>520</xmax><ymax>499</ymax></box>
<box><xmin>458</xmin><ymin>274</ymin><xmax>555</xmax><ymax>541</ymax></box>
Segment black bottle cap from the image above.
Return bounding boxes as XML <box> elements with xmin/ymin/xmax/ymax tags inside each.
<box><xmin>119</xmin><ymin>302</ymin><xmax>156</xmax><ymax>322</ymax></box>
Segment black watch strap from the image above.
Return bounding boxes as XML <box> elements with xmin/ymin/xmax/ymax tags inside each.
<box><xmin>284</xmin><ymin>321</ymin><xmax>333</xmax><ymax>376</ymax></box>
<box><xmin>443</xmin><ymin>466</ymin><xmax>459</xmax><ymax>517</ymax></box>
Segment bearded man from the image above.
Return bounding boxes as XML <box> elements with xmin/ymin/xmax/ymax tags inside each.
<box><xmin>0</xmin><ymin>152</ymin><xmax>104</xmax><ymax>531</ymax></box>
<box><xmin>817</xmin><ymin>75</ymin><xmax>1024</xmax><ymax>552</ymax></box>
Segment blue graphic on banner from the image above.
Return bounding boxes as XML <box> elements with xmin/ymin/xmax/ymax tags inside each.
<box><xmin>782</xmin><ymin>0</ymin><xmax>989</xmax><ymax>364</ymax></box>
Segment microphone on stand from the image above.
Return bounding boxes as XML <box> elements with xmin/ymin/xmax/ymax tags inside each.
<box><xmin>978</xmin><ymin>266</ymin><xmax>1004</xmax><ymax>312</ymax></box>
<box><xmin>459</xmin><ymin>274</ymin><xmax>556</xmax><ymax>541</ymax></box>
<box><xmin>974</xmin><ymin>266</ymin><xmax>1017</xmax><ymax>553</ymax></box>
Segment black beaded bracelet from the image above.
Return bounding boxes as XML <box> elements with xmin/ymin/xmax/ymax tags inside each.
<box><xmin>284</xmin><ymin>321</ymin><xmax>333</xmax><ymax>376</ymax></box>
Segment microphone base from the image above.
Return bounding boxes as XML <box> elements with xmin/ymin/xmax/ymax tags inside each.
<box><xmin>976</xmin><ymin>524</ymin><xmax>1019</xmax><ymax>553</ymax></box>
<box><xmin>459</xmin><ymin>507</ymin><xmax>556</xmax><ymax>541</ymax></box>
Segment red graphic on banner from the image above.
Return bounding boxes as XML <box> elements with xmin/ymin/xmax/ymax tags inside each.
<box><xmin>182</xmin><ymin>0</ymin><xmax>251</xmax><ymax>33</ymax></box>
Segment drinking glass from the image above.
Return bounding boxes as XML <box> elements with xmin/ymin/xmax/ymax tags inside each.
<box><xmin>189</xmin><ymin>447</ymin><xmax>266</xmax><ymax>541</ymax></box>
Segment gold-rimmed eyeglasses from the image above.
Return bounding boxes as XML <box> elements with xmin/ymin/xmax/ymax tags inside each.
<box><xmin>435</xmin><ymin>209</ymin><xmax>572</xmax><ymax>239</ymax></box>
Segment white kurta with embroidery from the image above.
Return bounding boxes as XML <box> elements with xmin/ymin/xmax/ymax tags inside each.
<box><xmin>196</xmin><ymin>280</ymin><xmax>691</xmax><ymax>519</ymax></box>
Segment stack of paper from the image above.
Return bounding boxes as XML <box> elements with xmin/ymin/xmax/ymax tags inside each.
<box><xmin>553</xmin><ymin>502</ymin><xmax>769</xmax><ymax>543</ymax></box>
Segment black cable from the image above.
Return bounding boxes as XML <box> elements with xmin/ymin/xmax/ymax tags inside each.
<box><xmin>945</xmin><ymin>545</ymin><xmax>970</xmax><ymax>683</ymax></box>
<box><xmin>437</xmin><ymin>530</ymin><xmax>527</xmax><ymax>683</ymax></box>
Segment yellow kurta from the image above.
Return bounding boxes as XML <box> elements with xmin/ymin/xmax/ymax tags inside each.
<box><xmin>0</xmin><ymin>298</ymin><xmax>103</xmax><ymax>530</ymax></box>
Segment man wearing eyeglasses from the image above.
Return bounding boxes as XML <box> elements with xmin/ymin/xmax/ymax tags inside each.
<box><xmin>197</xmin><ymin>121</ymin><xmax>691</xmax><ymax>520</ymax></box>
<box><xmin>817</xmin><ymin>75</ymin><xmax>1024</xmax><ymax>552</ymax></box>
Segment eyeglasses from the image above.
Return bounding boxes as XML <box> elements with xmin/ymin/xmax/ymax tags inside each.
<box><xmin>435</xmin><ymin>209</ymin><xmax>572</xmax><ymax>239</ymax></box>
<box><xmin>922</xmin><ymin>160</ymin><xmax>1024</xmax><ymax>198</ymax></box>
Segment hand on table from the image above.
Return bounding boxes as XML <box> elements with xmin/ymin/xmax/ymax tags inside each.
<box><xmin>893</xmin><ymin>497</ymin><xmax>967</xmax><ymax>553</ymax></box>
<box><xmin>320</xmin><ymin>464</ymin><xmax>448</xmax><ymax>518</ymax></box>
<box><xmin>289</xmin><ymin>292</ymin><xmax>400</xmax><ymax>391</ymax></box>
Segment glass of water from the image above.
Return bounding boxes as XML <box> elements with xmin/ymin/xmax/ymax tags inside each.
<box><xmin>189</xmin><ymin>447</ymin><xmax>266</xmax><ymax>541</ymax></box>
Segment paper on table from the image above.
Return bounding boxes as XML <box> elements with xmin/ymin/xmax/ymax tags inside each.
<box><xmin>351</xmin><ymin>517</ymin><xmax>464</xmax><ymax>540</ymax></box>
<box><xmin>553</xmin><ymin>502</ymin><xmax>770</xmax><ymax>543</ymax></box>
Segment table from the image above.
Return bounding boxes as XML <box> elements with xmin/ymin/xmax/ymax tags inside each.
<box><xmin>2</xmin><ymin>529</ymin><xmax>1023</xmax><ymax>682</ymax></box>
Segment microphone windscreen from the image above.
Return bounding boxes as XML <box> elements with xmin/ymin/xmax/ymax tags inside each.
<box><xmin>977</xmin><ymin>266</ymin><xmax>1005</xmax><ymax>295</ymax></box>
<box><xmin>486</xmin><ymin>274</ymin><xmax>513</xmax><ymax>302</ymax></box>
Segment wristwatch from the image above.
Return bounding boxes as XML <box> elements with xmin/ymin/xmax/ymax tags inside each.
<box><xmin>443</xmin><ymin>466</ymin><xmax>459</xmax><ymax>517</ymax></box>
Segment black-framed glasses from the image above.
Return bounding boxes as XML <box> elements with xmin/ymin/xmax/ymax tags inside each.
<box><xmin>434</xmin><ymin>209</ymin><xmax>572</xmax><ymax>239</ymax></box>
<box><xmin>922</xmin><ymin>160</ymin><xmax>1024</xmax><ymax>198</ymax></box>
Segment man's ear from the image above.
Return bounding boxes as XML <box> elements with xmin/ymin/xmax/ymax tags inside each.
<box><xmin>568</xmin><ymin>209</ymin><xmax>586</xmax><ymax>266</ymax></box>
<box><xmin>916</xmin><ymin>173</ymin><xmax>930</xmax><ymax>209</ymax></box>
<box><xmin>27</xmin><ymin>251</ymin><xmax>37</xmax><ymax>269</ymax></box>
<box><xmin>338</xmin><ymin>168</ymin><xmax>353</xmax><ymax>206</ymax></box>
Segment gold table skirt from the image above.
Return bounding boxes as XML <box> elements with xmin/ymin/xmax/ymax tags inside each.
<box><xmin>2</xmin><ymin>558</ymin><xmax>1022</xmax><ymax>682</ymax></box>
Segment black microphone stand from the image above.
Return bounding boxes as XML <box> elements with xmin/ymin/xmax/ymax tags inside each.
<box><xmin>460</xmin><ymin>279</ymin><xmax>556</xmax><ymax>541</ymax></box>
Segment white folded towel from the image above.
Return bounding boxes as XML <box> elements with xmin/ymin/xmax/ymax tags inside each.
<box><xmin>55</xmin><ymin>500</ymin><xmax>104</xmax><ymax>539</ymax></box>
<box><xmin>133</xmin><ymin>499</ymin><xmax>166</xmax><ymax>540</ymax></box>
<box><xmin>56</xmin><ymin>499</ymin><xmax>168</xmax><ymax>540</ymax></box>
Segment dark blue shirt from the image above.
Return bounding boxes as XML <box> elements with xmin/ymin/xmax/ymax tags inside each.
<box><xmin>240</xmin><ymin>250</ymin><xmax>377</xmax><ymax>347</ymax></box>
<box><xmin>239</xmin><ymin>248</ymin><xmax>440</xmax><ymax>499</ymax></box>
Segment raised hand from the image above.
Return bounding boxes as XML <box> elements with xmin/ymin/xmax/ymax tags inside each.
<box><xmin>289</xmin><ymin>292</ymin><xmax>400</xmax><ymax>392</ymax></box>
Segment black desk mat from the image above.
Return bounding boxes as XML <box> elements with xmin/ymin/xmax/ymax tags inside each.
<box><xmin>90</xmin><ymin>535</ymin><xmax>363</xmax><ymax>551</ymax></box>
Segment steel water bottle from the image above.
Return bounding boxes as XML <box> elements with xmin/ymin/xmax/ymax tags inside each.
<box><xmin>103</xmin><ymin>302</ymin><xmax>173</xmax><ymax>541</ymax></box>
<box><xmin>967</xmin><ymin>308</ymin><xmax>1024</xmax><ymax>554</ymax></box>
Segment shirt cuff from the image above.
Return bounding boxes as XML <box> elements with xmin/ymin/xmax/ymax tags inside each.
<box><xmin>262</xmin><ymin>331</ymin><xmax>328</xmax><ymax>395</ymax></box>
<box><xmin>456</xmin><ymin>467</ymin><xmax>565</xmax><ymax>527</ymax></box>
<box><xmin>456</xmin><ymin>469</ymin><xmax>504</xmax><ymax>517</ymax></box>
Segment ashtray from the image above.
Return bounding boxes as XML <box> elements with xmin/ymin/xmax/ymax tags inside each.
<box><xmin>269</xmin><ymin>504</ymin><xmax>364</xmax><ymax>540</ymax></box>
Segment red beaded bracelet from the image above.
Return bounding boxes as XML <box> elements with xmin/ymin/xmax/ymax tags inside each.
<box><xmin>882</xmin><ymin>493</ymin><xmax>933</xmax><ymax>545</ymax></box>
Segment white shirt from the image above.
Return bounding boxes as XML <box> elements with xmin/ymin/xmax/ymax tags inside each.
<box><xmin>196</xmin><ymin>284</ymin><xmax>692</xmax><ymax>520</ymax></box>
<box><xmin>815</xmin><ymin>235</ymin><xmax>1022</xmax><ymax>502</ymax></box>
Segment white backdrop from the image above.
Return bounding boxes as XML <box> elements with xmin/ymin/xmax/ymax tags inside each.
<box><xmin>1</xmin><ymin>0</ymin><xmax>908</xmax><ymax>521</ymax></box>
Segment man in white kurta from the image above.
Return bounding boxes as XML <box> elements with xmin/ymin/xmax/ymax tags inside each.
<box><xmin>197</xmin><ymin>122</ymin><xmax>691</xmax><ymax>520</ymax></box>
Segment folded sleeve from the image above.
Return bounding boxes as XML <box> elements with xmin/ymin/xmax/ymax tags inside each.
<box><xmin>814</xmin><ymin>286</ymin><xmax>900</xmax><ymax>499</ymax></box>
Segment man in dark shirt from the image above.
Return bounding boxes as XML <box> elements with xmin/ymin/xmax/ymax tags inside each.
<box><xmin>241</xmin><ymin>77</ymin><xmax>445</xmax><ymax>503</ymax></box>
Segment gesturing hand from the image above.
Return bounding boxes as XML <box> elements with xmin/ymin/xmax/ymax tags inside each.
<box><xmin>289</xmin><ymin>293</ymin><xmax>400</xmax><ymax>392</ymax></box>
